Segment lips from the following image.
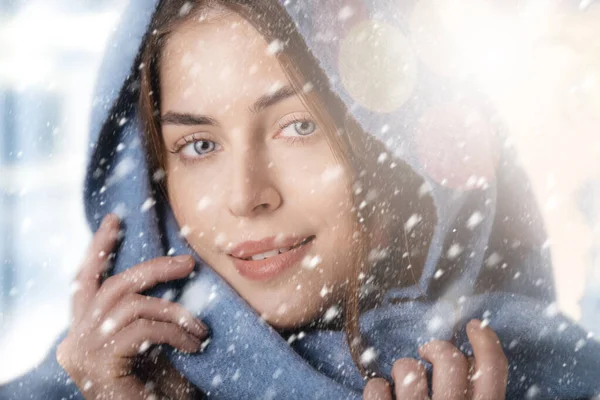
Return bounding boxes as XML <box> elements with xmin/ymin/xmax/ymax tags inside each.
<box><xmin>228</xmin><ymin>235</ymin><xmax>315</xmax><ymax>259</ymax></box>
<box><xmin>228</xmin><ymin>236</ymin><xmax>316</xmax><ymax>281</ymax></box>
<box><xmin>238</xmin><ymin>236</ymin><xmax>314</xmax><ymax>261</ymax></box>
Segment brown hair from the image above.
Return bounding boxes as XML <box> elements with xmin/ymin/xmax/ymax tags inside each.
<box><xmin>138</xmin><ymin>0</ymin><xmax>434</xmax><ymax>379</ymax></box>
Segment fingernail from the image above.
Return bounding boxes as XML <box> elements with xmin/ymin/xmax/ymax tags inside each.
<box><xmin>173</xmin><ymin>255</ymin><xmax>192</xmax><ymax>264</ymax></box>
<box><xmin>197</xmin><ymin>337</ymin><xmax>210</xmax><ymax>353</ymax></box>
<box><xmin>467</xmin><ymin>319</ymin><xmax>481</xmax><ymax>331</ymax></box>
<box><xmin>189</xmin><ymin>318</ymin><xmax>209</xmax><ymax>339</ymax></box>
<box><xmin>101</xmin><ymin>214</ymin><xmax>118</xmax><ymax>229</ymax></box>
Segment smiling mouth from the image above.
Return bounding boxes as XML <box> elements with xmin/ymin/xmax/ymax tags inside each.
<box><xmin>236</xmin><ymin>235</ymin><xmax>316</xmax><ymax>261</ymax></box>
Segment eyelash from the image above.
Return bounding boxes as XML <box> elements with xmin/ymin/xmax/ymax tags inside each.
<box><xmin>168</xmin><ymin>114</ymin><xmax>317</xmax><ymax>161</ymax></box>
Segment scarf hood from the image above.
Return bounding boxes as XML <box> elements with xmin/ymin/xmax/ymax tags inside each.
<box><xmin>2</xmin><ymin>1</ymin><xmax>599</xmax><ymax>399</ymax></box>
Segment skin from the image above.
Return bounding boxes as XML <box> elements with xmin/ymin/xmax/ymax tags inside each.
<box><xmin>159</xmin><ymin>9</ymin><xmax>356</xmax><ymax>329</ymax></box>
<box><xmin>363</xmin><ymin>320</ymin><xmax>509</xmax><ymax>399</ymax></box>
<box><xmin>57</xmin><ymin>7</ymin><xmax>509</xmax><ymax>399</ymax></box>
<box><xmin>57</xmin><ymin>215</ymin><xmax>205</xmax><ymax>399</ymax></box>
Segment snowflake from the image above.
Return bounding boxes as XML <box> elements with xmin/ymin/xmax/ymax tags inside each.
<box><xmin>337</xmin><ymin>5</ymin><xmax>355</xmax><ymax>21</ymax></box>
<box><xmin>544</xmin><ymin>302</ymin><xmax>559</xmax><ymax>318</ymax></box>
<box><xmin>525</xmin><ymin>384</ymin><xmax>541</xmax><ymax>399</ymax></box>
<box><xmin>267</xmin><ymin>39</ymin><xmax>284</xmax><ymax>55</ymax></box>
<box><xmin>197</xmin><ymin>196</ymin><xmax>212</xmax><ymax>211</ymax></box>
<box><xmin>323</xmin><ymin>305</ymin><xmax>341</xmax><ymax>322</ymax></box>
<box><xmin>100</xmin><ymin>318</ymin><xmax>116</xmax><ymax>335</ymax></box>
<box><xmin>360</xmin><ymin>347</ymin><xmax>378</xmax><ymax>365</ymax></box>
<box><xmin>140</xmin><ymin>197</ymin><xmax>156</xmax><ymax>212</ymax></box>
<box><xmin>377</xmin><ymin>152</ymin><xmax>388</xmax><ymax>164</ymax></box>
<box><xmin>179</xmin><ymin>1</ymin><xmax>193</xmax><ymax>16</ymax></box>
<box><xmin>404</xmin><ymin>213</ymin><xmax>422</xmax><ymax>233</ymax></box>
<box><xmin>485</xmin><ymin>252</ymin><xmax>502</xmax><ymax>267</ymax></box>
<box><xmin>321</xmin><ymin>165</ymin><xmax>344</xmax><ymax>183</ymax></box>
<box><xmin>302</xmin><ymin>255</ymin><xmax>322</xmax><ymax>270</ymax></box>
<box><xmin>446</xmin><ymin>243</ymin><xmax>463</xmax><ymax>259</ymax></box>
<box><xmin>179</xmin><ymin>225</ymin><xmax>192</xmax><ymax>237</ymax></box>
<box><xmin>106</xmin><ymin>158</ymin><xmax>135</xmax><ymax>186</ymax></box>
<box><xmin>466</xmin><ymin>211</ymin><xmax>484</xmax><ymax>229</ymax></box>
<box><xmin>403</xmin><ymin>372</ymin><xmax>417</xmax><ymax>386</ymax></box>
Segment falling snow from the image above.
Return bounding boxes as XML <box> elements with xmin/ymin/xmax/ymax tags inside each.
<box><xmin>544</xmin><ymin>302</ymin><xmax>560</xmax><ymax>318</ymax></box>
<box><xmin>466</xmin><ymin>211</ymin><xmax>484</xmax><ymax>229</ymax></box>
<box><xmin>140</xmin><ymin>197</ymin><xmax>156</xmax><ymax>212</ymax></box>
<box><xmin>179</xmin><ymin>1</ymin><xmax>193</xmax><ymax>16</ymax></box>
<box><xmin>302</xmin><ymin>254</ymin><xmax>322</xmax><ymax>270</ymax></box>
<box><xmin>153</xmin><ymin>168</ymin><xmax>166</xmax><ymax>182</ymax></box>
<box><xmin>197</xmin><ymin>196</ymin><xmax>212</xmax><ymax>211</ymax></box>
<box><xmin>100</xmin><ymin>318</ymin><xmax>116</xmax><ymax>334</ymax></box>
<box><xmin>82</xmin><ymin>380</ymin><xmax>93</xmax><ymax>392</ymax></box>
<box><xmin>359</xmin><ymin>347</ymin><xmax>378</xmax><ymax>365</ymax></box>
<box><xmin>485</xmin><ymin>252</ymin><xmax>502</xmax><ymax>267</ymax></box>
<box><xmin>321</xmin><ymin>165</ymin><xmax>344</xmax><ymax>183</ymax></box>
<box><xmin>106</xmin><ymin>157</ymin><xmax>135</xmax><ymax>186</ymax></box>
<box><xmin>179</xmin><ymin>225</ymin><xmax>192</xmax><ymax>237</ymax></box>
<box><xmin>404</xmin><ymin>213</ymin><xmax>422</xmax><ymax>233</ymax></box>
<box><xmin>575</xmin><ymin>338</ymin><xmax>586</xmax><ymax>352</ymax></box>
<box><xmin>267</xmin><ymin>39</ymin><xmax>284</xmax><ymax>55</ymax></box>
<box><xmin>319</xmin><ymin>285</ymin><xmax>331</xmax><ymax>297</ymax></box>
<box><xmin>446</xmin><ymin>243</ymin><xmax>463</xmax><ymax>259</ymax></box>
<box><xmin>427</xmin><ymin>315</ymin><xmax>444</xmax><ymax>333</ymax></box>
<box><xmin>525</xmin><ymin>384</ymin><xmax>541</xmax><ymax>399</ymax></box>
<box><xmin>138</xmin><ymin>340</ymin><xmax>151</xmax><ymax>353</ymax></box>
<box><xmin>211</xmin><ymin>374</ymin><xmax>223</xmax><ymax>387</ymax></box>
<box><xmin>323</xmin><ymin>305</ymin><xmax>340</xmax><ymax>322</ymax></box>
<box><xmin>337</xmin><ymin>5</ymin><xmax>354</xmax><ymax>21</ymax></box>
<box><xmin>403</xmin><ymin>372</ymin><xmax>417</xmax><ymax>386</ymax></box>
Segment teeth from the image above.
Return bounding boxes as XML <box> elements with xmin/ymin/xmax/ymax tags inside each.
<box><xmin>243</xmin><ymin>237</ymin><xmax>314</xmax><ymax>261</ymax></box>
<box><xmin>250</xmin><ymin>249</ymin><xmax>279</xmax><ymax>261</ymax></box>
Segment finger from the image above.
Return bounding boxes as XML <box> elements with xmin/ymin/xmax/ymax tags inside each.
<box><xmin>140</xmin><ymin>351</ymin><xmax>202</xmax><ymax>400</ymax></box>
<box><xmin>86</xmin><ymin>255</ymin><xmax>195</xmax><ymax>325</ymax></box>
<box><xmin>95</xmin><ymin>293</ymin><xmax>208</xmax><ymax>340</ymax></box>
<box><xmin>111</xmin><ymin>319</ymin><xmax>204</xmax><ymax>358</ymax></box>
<box><xmin>418</xmin><ymin>340</ymin><xmax>469</xmax><ymax>400</ymax></box>
<box><xmin>391</xmin><ymin>358</ymin><xmax>429</xmax><ymax>400</ymax></box>
<box><xmin>467</xmin><ymin>319</ymin><xmax>508</xmax><ymax>400</ymax></box>
<box><xmin>72</xmin><ymin>214</ymin><xmax>120</xmax><ymax>323</ymax></box>
<box><xmin>466</xmin><ymin>356</ymin><xmax>475</xmax><ymax>399</ymax></box>
<box><xmin>363</xmin><ymin>378</ymin><xmax>392</xmax><ymax>400</ymax></box>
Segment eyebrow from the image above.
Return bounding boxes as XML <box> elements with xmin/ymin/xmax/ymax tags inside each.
<box><xmin>249</xmin><ymin>85</ymin><xmax>297</xmax><ymax>114</ymax></box>
<box><xmin>160</xmin><ymin>85</ymin><xmax>298</xmax><ymax>126</ymax></box>
<box><xmin>161</xmin><ymin>112</ymin><xmax>219</xmax><ymax>126</ymax></box>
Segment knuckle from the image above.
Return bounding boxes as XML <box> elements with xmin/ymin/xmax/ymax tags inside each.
<box><xmin>391</xmin><ymin>358</ymin><xmax>424</xmax><ymax>381</ymax></box>
<box><xmin>99</xmin><ymin>274</ymin><xmax>118</xmax><ymax>293</ymax></box>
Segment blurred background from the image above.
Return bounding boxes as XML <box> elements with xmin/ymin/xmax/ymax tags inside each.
<box><xmin>0</xmin><ymin>0</ymin><xmax>598</xmax><ymax>384</ymax></box>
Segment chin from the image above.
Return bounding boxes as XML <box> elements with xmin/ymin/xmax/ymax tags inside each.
<box><xmin>258</xmin><ymin>303</ymin><xmax>321</xmax><ymax>331</ymax></box>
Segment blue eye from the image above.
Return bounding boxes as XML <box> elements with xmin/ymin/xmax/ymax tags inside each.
<box><xmin>194</xmin><ymin>140</ymin><xmax>216</xmax><ymax>154</ymax></box>
<box><xmin>181</xmin><ymin>139</ymin><xmax>219</xmax><ymax>158</ymax></box>
<box><xmin>280</xmin><ymin>120</ymin><xmax>317</xmax><ymax>137</ymax></box>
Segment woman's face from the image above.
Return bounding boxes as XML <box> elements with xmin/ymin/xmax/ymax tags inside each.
<box><xmin>160</xmin><ymin>9</ymin><xmax>357</xmax><ymax>329</ymax></box>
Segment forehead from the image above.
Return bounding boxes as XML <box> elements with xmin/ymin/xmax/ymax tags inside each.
<box><xmin>159</xmin><ymin>9</ymin><xmax>289</xmax><ymax>110</ymax></box>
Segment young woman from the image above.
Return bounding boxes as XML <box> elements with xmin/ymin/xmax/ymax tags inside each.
<box><xmin>2</xmin><ymin>1</ymin><xmax>599</xmax><ymax>399</ymax></box>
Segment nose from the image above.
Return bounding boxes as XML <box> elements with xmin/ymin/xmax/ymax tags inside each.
<box><xmin>227</xmin><ymin>146</ymin><xmax>282</xmax><ymax>218</ymax></box>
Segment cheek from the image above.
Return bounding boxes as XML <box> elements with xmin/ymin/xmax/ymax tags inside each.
<box><xmin>293</xmin><ymin>166</ymin><xmax>354</xmax><ymax>226</ymax></box>
<box><xmin>166</xmin><ymin>167</ymin><xmax>224</xmax><ymax>236</ymax></box>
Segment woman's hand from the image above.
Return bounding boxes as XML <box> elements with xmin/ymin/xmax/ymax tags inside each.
<box><xmin>56</xmin><ymin>214</ymin><xmax>208</xmax><ymax>400</ymax></box>
<box><xmin>363</xmin><ymin>320</ymin><xmax>508</xmax><ymax>400</ymax></box>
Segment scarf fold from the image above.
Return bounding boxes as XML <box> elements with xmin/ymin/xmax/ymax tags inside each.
<box><xmin>1</xmin><ymin>0</ymin><xmax>599</xmax><ymax>399</ymax></box>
